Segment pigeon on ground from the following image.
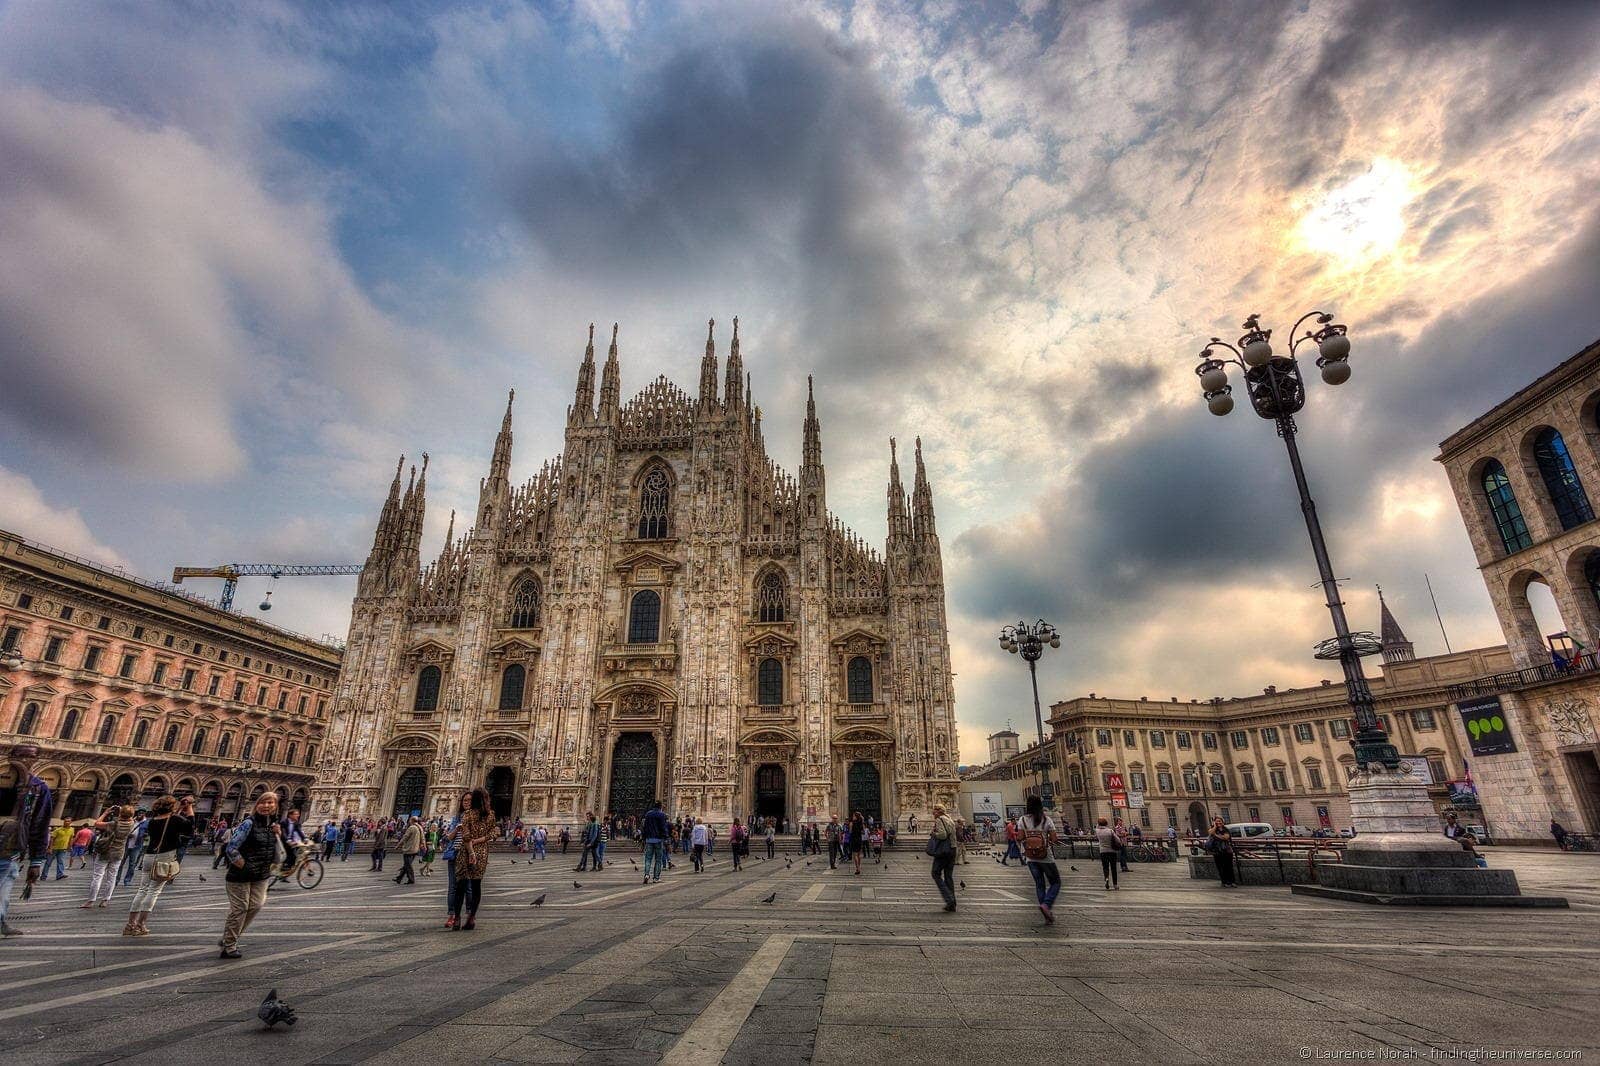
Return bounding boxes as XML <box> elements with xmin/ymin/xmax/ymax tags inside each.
<box><xmin>573</xmin><ymin>881</ymin><xmax>582</xmax><ymax>889</ymax></box>
<box><xmin>198</xmin><ymin>874</ymin><xmax>207</xmax><ymax>882</ymax></box>
<box><xmin>1070</xmin><ymin>866</ymin><xmax>1079</xmax><ymax>872</ymax></box>
<box><xmin>630</xmin><ymin>859</ymin><xmax>637</xmax><ymax>867</ymax></box>
<box><xmin>258</xmin><ymin>989</ymin><xmax>297</xmax><ymax>1028</ymax></box>
<box><xmin>960</xmin><ymin>880</ymin><xmax>967</xmax><ymax>889</ymax></box>
<box><xmin>530</xmin><ymin>893</ymin><xmax>546</xmax><ymax>906</ymax></box>
<box><xmin>761</xmin><ymin>892</ymin><xmax>777</xmax><ymax>904</ymax></box>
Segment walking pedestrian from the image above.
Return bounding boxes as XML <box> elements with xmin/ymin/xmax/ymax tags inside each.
<box><xmin>320</xmin><ymin>821</ymin><xmax>337</xmax><ymax>862</ymax></box>
<box><xmin>1002</xmin><ymin>818</ymin><xmax>1020</xmax><ymax>866</ymax></box>
<box><xmin>1094</xmin><ymin>818</ymin><xmax>1121</xmax><ymax>890</ymax></box>
<box><xmin>826</xmin><ymin>818</ymin><xmax>840</xmax><ymax>870</ymax></box>
<box><xmin>954</xmin><ymin>817</ymin><xmax>969</xmax><ymax>865</ymax></box>
<box><xmin>1017</xmin><ymin>795</ymin><xmax>1061</xmax><ymax>924</ymax></box>
<box><xmin>1205</xmin><ymin>817</ymin><xmax>1236</xmax><ymax>888</ymax></box>
<box><xmin>871</xmin><ymin>824</ymin><xmax>884</xmax><ymax>863</ymax></box>
<box><xmin>642</xmin><ymin>799</ymin><xmax>669</xmax><ymax>884</ymax></box>
<box><xmin>48</xmin><ymin>821</ymin><xmax>72</xmax><ymax>880</ymax></box>
<box><xmin>764</xmin><ymin>821</ymin><xmax>776</xmax><ymax>860</ymax></box>
<box><xmin>339</xmin><ymin>819</ymin><xmax>356</xmax><ymax>862</ymax></box>
<box><xmin>82</xmin><ymin>804</ymin><xmax>134</xmax><ymax>908</ymax></box>
<box><xmin>124</xmin><ymin>794</ymin><xmax>194</xmax><ymax>936</ymax></box>
<box><xmin>575</xmin><ymin>812</ymin><xmax>600</xmax><ymax>872</ymax></box>
<box><xmin>450</xmin><ymin>788</ymin><xmax>494</xmax><ymax>931</ymax></box>
<box><xmin>395</xmin><ymin>816</ymin><xmax>422</xmax><ymax>884</ymax></box>
<box><xmin>730</xmin><ymin>818</ymin><xmax>747</xmax><ymax>871</ymax></box>
<box><xmin>70</xmin><ymin>821</ymin><xmax>92</xmax><ymax>869</ymax></box>
<box><xmin>218</xmin><ymin>792</ymin><xmax>283</xmax><ymax>958</ymax></box>
<box><xmin>370</xmin><ymin>822</ymin><xmax>389</xmax><ymax>871</ymax></box>
<box><xmin>118</xmin><ymin>811</ymin><xmax>148</xmax><ymax>886</ymax></box>
<box><xmin>441</xmin><ymin>801</ymin><xmax>464</xmax><ymax>927</ymax></box>
<box><xmin>928</xmin><ymin>804</ymin><xmax>958</xmax><ymax>911</ymax></box>
<box><xmin>1113</xmin><ymin>818</ymin><xmax>1131</xmax><ymax>873</ymax></box>
<box><xmin>1</xmin><ymin>742</ymin><xmax>53</xmax><ymax>937</ymax></box>
<box><xmin>850</xmin><ymin>812</ymin><xmax>867</xmax><ymax>875</ymax></box>
<box><xmin>534</xmin><ymin>825</ymin><xmax>547</xmax><ymax>859</ymax></box>
<box><xmin>690</xmin><ymin>819</ymin><xmax>708</xmax><ymax>872</ymax></box>
<box><xmin>559</xmin><ymin>825</ymin><xmax>570</xmax><ymax>854</ymax></box>
<box><xmin>595</xmin><ymin>812</ymin><xmax>610</xmax><ymax>869</ymax></box>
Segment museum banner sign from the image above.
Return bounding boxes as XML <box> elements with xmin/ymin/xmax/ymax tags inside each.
<box><xmin>1456</xmin><ymin>695</ymin><xmax>1517</xmax><ymax>757</ymax></box>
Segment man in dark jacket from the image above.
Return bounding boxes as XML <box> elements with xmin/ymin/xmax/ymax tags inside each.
<box><xmin>1</xmin><ymin>742</ymin><xmax>52</xmax><ymax>937</ymax></box>
<box><xmin>641</xmin><ymin>800</ymin><xmax>670</xmax><ymax>884</ymax></box>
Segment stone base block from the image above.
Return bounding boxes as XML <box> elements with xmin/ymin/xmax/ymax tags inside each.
<box><xmin>1309</xmin><ymin>858</ymin><xmax>1566</xmax><ymax>906</ymax></box>
<box><xmin>1292</xmin><ymin>884</ymin><xmax>1570</xmax><ymax>908</ymax></box>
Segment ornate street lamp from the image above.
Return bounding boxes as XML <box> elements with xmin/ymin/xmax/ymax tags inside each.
<box><xmin>1193</xmin><ymin>313</ymin><xmax>1395</xmax><ymax>772</ymax></box>
<box><xmin>998</xmin><ymin>620</ymin><xmax>1062</xmax><ymax>808</ymax></box>
<box><xmin>1190</xmin><ymin>313</ymin><xmax>1537</xmax><ymax>903</ymax></box>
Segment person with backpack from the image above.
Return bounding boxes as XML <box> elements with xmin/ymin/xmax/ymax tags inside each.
<box><xmin>1017</xmin><ymin>795</ymin><xmax>1061</xmax><ymax>924</ymax></box>
<box><xmin>928</xmin><ymin>804</ymin><xmax>958</xmax><ymax>911</ymax></box>
<box><xmin>218</xmin><ymin>792</ymin><xmax>284</xmax><ymax>958</ymax></box>
<box><xmin>82</xmin><ymin>804</ymin><xmax>134</xmax><ymax>909</ymax></box>
<box><xmin>1094</xmin><ymin>817</ymin><xmax>1121</xmax><ymax>890</ymax></box>
<box><xmin>1002</xmin><ymin>818</ymin><xmax>1021</xmax><ymax>866</ymax></box>
<box><xmin>124</xmin><ymin>794</ymin><xmax>194</xmax><ymax>936</ymax></box>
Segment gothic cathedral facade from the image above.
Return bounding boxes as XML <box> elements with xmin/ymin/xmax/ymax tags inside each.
<box><xmin>311</xmin><ymin>320</ymin><xmax>960</xmax><ymax>828</ymax></box>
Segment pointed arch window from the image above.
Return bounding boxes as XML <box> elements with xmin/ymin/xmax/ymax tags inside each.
<box><xmin>163</xmin><ymin>723</ymin><xmax>180</xmax><ymax>751</ymax></box>
<box><xmin>97</xmin><ymin>714</ymin><xmax>118</xmax><ymax>745</ymax></box>
<box><xmin>1481</xmin><ymin>460</ymin><xmax>1532</xmax><ymax>554</ymax></box>
<box><xmin>847</xmin><ymin>656</ymin><xmax>874</xmax><ymax>703</ymax></box>
<box><xmin>242</xmin><ymin>735</ymin><xmax>255</xmax><ymax>761</ymax></box>
<box><xmin>507</xmin><ymin>577</ymin><xmax>541</xmax><ymax>629</ymax></box>
<box><xmin>132</xmin><ymin>719</ymin><xmax>150</xmax><ymax>748</ymax></box>
<box><xmin>638</xmin><ymin>468</ymin><xmax>670</xmax><ymax>539</ymax></box>
<box><xmin>414</xmin><ymin>665</ymin><xmax>441</xmax><ymax>711</ymax></box>
<box><xmin>15</xmin><ymin>702</ymin><xmax>38</xmax><ymax>735</ymax></box>
<box><xmin>756</xmin><ymin>570</ymin><xmax>787</xmax><ymax>623</ymax></box>
<box><xmin>59</xmin><ymin>706</ymin><xmax>79</xmax><ymax>740</ymax></box>
<box><xmin>1533</xmin><ymin>428</ymin><xmax>1594</xmax><ymax>530</ymax></box>
<box><xmin>628</xmin><ymin>590</ymin><xmax>661</xmax><ymax>644</ymax></box>
<box><xmin>758</xmin><ymin>658</ymin><xmax>784</xmax><ymax>706</ymax></box>
<box><xmin>190</xmin><ymin>727</ymin><xmax>208</xmax><ymax>755</ymax></box>
<box><xmin>499</xmin><ymin>664</ymin><xmax>526</xmax><ymax>710</ymax></box>
<box><xmin>217</xmin><ymin>732</ymin><xmax>233</xmax><ymax>759</ymax></box>
<box><xmin>265</xmin><ymin>738</ymin><xmax>277</xmax><ymax>763</ymax></box>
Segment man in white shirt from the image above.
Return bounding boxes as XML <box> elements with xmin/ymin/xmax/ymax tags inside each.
<box><xmin>690</xmin><ymin>820</ymin><xmax>709</xmax><ymax>872</ymax></box>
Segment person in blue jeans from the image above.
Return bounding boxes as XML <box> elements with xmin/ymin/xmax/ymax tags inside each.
<box><xmin>1017</xmin><ymin>795</ymin><xmax>1061</xmax><ymax>925</ymax></box>
<box><xmin>641</xmin><ymin>800</ymin><xmax>670</xmax><ymax>884</ymax></box>
<box><xmin>594</xmin><ymin>812</ymin><xmax>610</xmax><ymax>870</ymax></box>
<box><xmin>440</xmin><ymin>808</ymin><xmax>462</xmax><ymax>929</ymax></box>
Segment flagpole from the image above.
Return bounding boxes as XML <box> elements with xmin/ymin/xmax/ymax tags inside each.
<box><xmin>1424</xmin><ymin>573</ymin><xmax>1452</xmax><ymax>654</ymax></box>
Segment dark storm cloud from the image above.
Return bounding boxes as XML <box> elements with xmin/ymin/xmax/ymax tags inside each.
<box><xmin>504</xmin><ymin>8</ymin><xmax>968</xmax><ymax>397</ymax></box>
<box><xmin>954</xmin><ymin>206</ymin><xmax>1600</xmax><ymax>665</ymax></box>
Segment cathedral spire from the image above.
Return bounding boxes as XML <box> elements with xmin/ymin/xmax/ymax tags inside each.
<box><xmin>371</xmin><ymin>454</ymin><xmax>406</xmax><ymax>552</ymax></box>
<box><xmin>570</xmin><ymin>324</ymin><xmax>596</xmax><ymax>425</ymax></box>
<box><xmin>802</xmin><ymin>375</ymin><xmax>823</xmax><ymax>471</ymax></box>
<box><xmin>478</xmin><ymin>390</ymin><xmax>514</xmax><ymax>533</ymax></box>
<box><xmin>1378</xmin><ymin>585</ymin><xmax>1415</xmax><ymax>664</ymax></box>
<box><xmin>912</xmin><ymin>435</ymin><xmax>937</xmax><ymax>540</ymax></box>
<box><xmin>887</xmin><ymin>437</ymin><xmax>911</xmax><ymax>544</ymax></box>
<box><xmin>698</xmin><ymin>317</ymin><xmax>719</xmax><ymax>412</ymax></box>
<box><xmin>399</xmin><ymin>453</ymin><xmax>429</xmax><ymax>567</ymax></box>
<box><xmin>724</xmin><ymin>315</ymin><xmax>744</xmax><ymax>411</ymax></box>
<box><xmin>598</xmin><ymin>322</ymin><xmax>621</xmax><ymax>422</ymax></box>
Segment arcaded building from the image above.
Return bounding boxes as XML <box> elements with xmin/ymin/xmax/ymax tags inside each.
<box><xmin>313</xmin><ymin>320</ymin><xmax>961</xmax><ymax>828</ymax></box>
<box><xmin>1437</xmin><ymin>336</ymin><xmax>1600</xmax><ymax>837</ymax></box>
<box><xmin>0</xmin><ymin>530</ymin><xmax>342</xmax><ymax>821</ymax></box>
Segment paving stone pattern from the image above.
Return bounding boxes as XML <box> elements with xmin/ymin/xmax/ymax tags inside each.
<box><xmin>3</xmin><ymin>843</ymin><xmax>1599</xmax><ymax>1064</ymax></box>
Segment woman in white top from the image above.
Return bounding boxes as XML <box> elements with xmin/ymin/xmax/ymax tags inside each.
<box><xmin>1017</xmin><ymin>795</ymin><xmax>1061</xmax><ymax>924</ymax></box>
<box><xmin>1094</xmin><ymin>817</ymin><xmax>1121</xmax><ymax>890</ymax></box>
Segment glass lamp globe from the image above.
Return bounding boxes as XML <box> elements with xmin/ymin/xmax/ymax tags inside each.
<box><xmin>1318</xmin><ymin>332</ymin><xmax>1350</xmax><ymax>361</ymax></box>
<box><xmin>1199</xmin><ymin>365</ymin><xmax>1229</xmax><ymax>392</ymax></box>
<box><xmin>1320</xmin><ymin>360</ymin><xmax>1351</xmax><ymax>386</ymax></box>
<box><xmin>1242</xmin><ymin>338</ymin><xmax>1272</xmax><ymax>367</ymax></box>
<box><xmin>1050</xmin><ymin>637</ymin><xmax>1061</xmax><ymax>648</ymax></box>
<box><xmin>1207</xmin><ymin>392</ymin><xmax>1235</xmax><ymax>416</ymax></box>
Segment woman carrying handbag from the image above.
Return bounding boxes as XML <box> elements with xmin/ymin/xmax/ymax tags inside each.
<box><xmin>124</xmin><ymin>794</ymin><xmax>194</xmax><ymax>936</ymax></box>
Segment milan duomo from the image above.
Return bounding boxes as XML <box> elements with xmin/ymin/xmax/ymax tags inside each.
<box><xmin>310</xmin><ymin>319</ymin><xmax>960</xmax><ymax>829</ymax></box>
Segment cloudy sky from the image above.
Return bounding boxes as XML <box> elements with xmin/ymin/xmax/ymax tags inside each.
<box><xmin>3</xmin><ymin>1</ymin><xmax>1599</xmax><ymax>763</ymax></box>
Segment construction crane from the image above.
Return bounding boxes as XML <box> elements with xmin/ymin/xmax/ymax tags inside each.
<box><xmin>171</xmin><ymin>563</ymin><xmax>364</xmax><ymax>612</ymax></box>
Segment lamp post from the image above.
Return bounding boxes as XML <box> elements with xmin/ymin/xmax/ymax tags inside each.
<box><xmin>998</xmin><ymin>620</ymin><xmax>1062</xmax><ymax>808</ymax></box>
<box><xmin>1194</xmin><ymin>312</ymin><xmax>1397</xmax><ymax>772</ymax></box>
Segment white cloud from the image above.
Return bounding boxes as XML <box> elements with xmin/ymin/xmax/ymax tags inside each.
<box><xmin>0</xmin><ymin>465</ymin><xmax>131</xmax><ymax>569</ymax></box>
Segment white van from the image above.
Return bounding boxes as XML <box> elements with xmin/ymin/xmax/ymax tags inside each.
<box><xmin>1224</xmin><ymin>822</ymin><xmax>1276</xmax><ymax>842</ymax></box>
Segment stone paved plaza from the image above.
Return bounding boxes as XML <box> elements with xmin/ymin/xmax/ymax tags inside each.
<box><xmin>4</xmin><ymin>843</ymin><xmax>1599</xmax><ymax>1065</ymax></box>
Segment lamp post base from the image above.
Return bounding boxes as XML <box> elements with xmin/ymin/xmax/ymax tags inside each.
<box><xmin>1292</xmin><ymin>770</ymin><xmax>1568</xmax><ymax>907</ymax></box>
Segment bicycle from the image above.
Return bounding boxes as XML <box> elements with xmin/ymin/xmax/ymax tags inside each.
<box><xmin>269</xmin><ymin>843</ymin><xmax>324</xmax><ymax>890</ymax></box>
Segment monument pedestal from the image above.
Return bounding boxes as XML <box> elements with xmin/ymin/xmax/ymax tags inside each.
<box><xmin>1290</xmin><ymin>769</ymin><xmax>1568</xmax><ymax>907</ymax></box>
